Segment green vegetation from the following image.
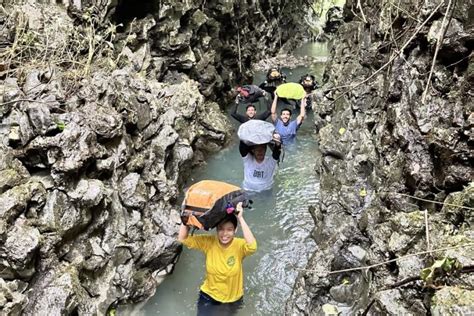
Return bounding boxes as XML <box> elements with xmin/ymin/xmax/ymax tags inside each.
<box><xmin>55</xmin><ymin>121</ymin><xmax>65</xmax><ymax>131</ymax></box>
<box><xmin>420</xmin><ymin>257</ymin><xmax>462</xmax><ymax>284</ymax></box>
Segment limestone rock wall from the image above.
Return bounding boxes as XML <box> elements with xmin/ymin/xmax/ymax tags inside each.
<box><xmin>287</xmin><ymin>0</ymin><xmax>473</xmax><ymax>314</ymax></box>
<box><xmin>0</xmin><ymin>0</ymin><xmax>308</xmax><ymax>314</ymax></box>
<box><xmin>102</xmin><ymin>0</ymin><xmax>308</xmax><ymax>100</ymax></box>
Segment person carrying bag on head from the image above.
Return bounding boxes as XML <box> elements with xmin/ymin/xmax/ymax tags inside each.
<box><xmin>178</xmin><ymin>202</ymin><xmax>257</xmax><ymax>316</ymax></box>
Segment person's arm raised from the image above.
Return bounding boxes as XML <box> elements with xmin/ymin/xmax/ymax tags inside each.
<box><xmin>297</xmin><ymin>95</ymin><xmax>306</xmax><ymax>126</ymax></box>
<box><xmin>232</xmin><ymin>96</ymin><xmax>240</xmax><ymax>114</ymax></box>
<box><xmin>239</xmin><ymin>140</ymin><xmax>251</xmax><ymax>158</ymax></box>
<box><xmin>256</xmin><ymin>93</ymin><xmax>272</xmax><ymax>120</ymax></box>
<box><xmin>231</xmin><ymin>99</ymin><xmax>247</xmax><ymax>123</ymax></box>
<box><xmin>271</xmin><ymin>133</ymin><xmax>282</xmax><ymax>161</ymax></box>
<box><xmin>178</xmin><ymin>224</ymin><xmax>190</xmax><ymax>242</ymax></box>
<box><xmin>236</xmin><ymin>202</ymin><xmax>256</xmax><ymax>245</ymax></box>
<box><xmin>271</xmin><ymin>94</ymin><xmax>278</xmax><ymax>123</ymax></box>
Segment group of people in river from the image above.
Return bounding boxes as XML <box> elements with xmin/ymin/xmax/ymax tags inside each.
<box><xmin>178</xmin><ymin>67</ymin><xmax>319</xmax><ymax>315</ymax></box>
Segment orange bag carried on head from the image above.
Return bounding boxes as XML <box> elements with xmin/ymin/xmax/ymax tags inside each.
<box><xmin>180</xmin><ymin>180</ymin><xmax>251</xmax><ymax>230</ymax></box>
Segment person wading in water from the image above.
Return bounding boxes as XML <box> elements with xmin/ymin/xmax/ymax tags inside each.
<box><xmin>271</xmin><ymin>93</ymin><xmax>306</xmax><ymax>145</ymax></box>
<box><xmin>178</xmin><ymin>202</ymin><xmax>257</xmax><ymax>315</ymax></box>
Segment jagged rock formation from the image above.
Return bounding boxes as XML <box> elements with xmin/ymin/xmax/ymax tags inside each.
<box><xmin>0</xmin><ymin>0</ymin><xmax>309</xmax><ymax>314</ymax></box>
<box><xmin>109</xmin><ymin>0</ymin><xmax>310</xmax><ymax>100</ymax></box>
<box><xmin>287</xmin><ymin>0</ymin><xmax>473</xmax><ymax>314</ymax></box>
<box><xmin>323</xmin><ymin>6</ymin><xmax>343</xmax><ymax>34</ymax></box>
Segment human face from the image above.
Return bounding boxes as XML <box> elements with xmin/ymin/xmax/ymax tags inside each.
<box><xmin>253</xmin><ymin>145</ymin><xmax>266</xmax><ymax>163</ymax></box>
<box><xmin>217</xmin><ymin>221</ymin><xmax>236</xmax><ymax>247</ymax></box>
<box><xmin>280</xmin><ymin>110</ymin><xmax>291</xmax><ymax>124</ymax></box>
<box><xmin>246</xmin><ymin>106</ymin><xmax>256</xmax><ymax>118</ymax></box>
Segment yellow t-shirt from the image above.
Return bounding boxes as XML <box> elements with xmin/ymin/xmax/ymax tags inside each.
<box><xmin>182</xmin><ymin>235</ymin><xmax>257</xmax><ymax>303</ymax></box>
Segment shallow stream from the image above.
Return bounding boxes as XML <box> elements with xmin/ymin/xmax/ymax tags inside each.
<box><xmin>133</xmin><ymin>42</ymin><xmax>329</xmax><ymax>315</ymax></box>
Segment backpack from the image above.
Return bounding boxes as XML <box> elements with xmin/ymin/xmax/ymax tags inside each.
<box><xmin>236</xmin><ymin>85</ymin><xmax>265</xmax><ymax>104</ymax></box>
<box><xmin>180</xmin><ymin>180</ymin><xmax>251</xmax><ymax>231</ymax></box>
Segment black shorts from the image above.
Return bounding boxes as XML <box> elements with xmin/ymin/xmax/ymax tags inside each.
<box><xmin>196</xmin><ymin>291</ymin><xmax>243</xmax><ymax>316</ymax></box>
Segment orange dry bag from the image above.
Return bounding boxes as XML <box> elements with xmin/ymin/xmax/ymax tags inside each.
<box><xmin>180</xmin><ymin>180</ymin><xmax>251</xmax><ymax>230</ymax></box>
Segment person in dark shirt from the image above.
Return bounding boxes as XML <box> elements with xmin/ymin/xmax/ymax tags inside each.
<box><xmin>259</xmin><ymin>67</ymin><xmax>287</xmax><ymax>96</ymax></box>
<box><xmin>231</xmin><ymin>93</ymin><xmax>272</xmax><ymax>124</ymax></box>
<box><xmin>231</xmin><ymin>102</ymin><xmax>272</xmax><ymax>124</ymax></box>
<box><xmin>299</xmin><ymin>74</ymin><xmax>319</xmax><ymax>109</ymax></box>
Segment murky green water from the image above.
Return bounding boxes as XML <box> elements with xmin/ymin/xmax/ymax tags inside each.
<box><xmin>127</xmin><ymin>42</ymin><xmax>328</xmax><ymax>316</ymax></box>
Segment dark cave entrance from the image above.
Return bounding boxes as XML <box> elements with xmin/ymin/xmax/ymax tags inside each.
<box><xmin>111</xmin><ymin>0</ymin><xmax>159</xmax><ymax>29</ymax></box>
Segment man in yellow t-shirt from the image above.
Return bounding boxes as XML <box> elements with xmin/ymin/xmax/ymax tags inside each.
<box><xmin>178</xmin><ymin>202</ymin><xmax>257</xmax><ymax>315</ymax></box>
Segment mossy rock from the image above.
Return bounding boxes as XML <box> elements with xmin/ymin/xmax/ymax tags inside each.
<box><xmin>442</xmin><ymin>182</ymin><xmax>474</xmax><ymax>224</ymax></box>
<box><xmin>0</xmin><ymin>169</ymin><xmax>25</xmax><ymax>193</ymax></box>
<box><xmin>431</xmin><ymin>287</ymin><xmax>474</xmax><ymax>316</ymax></box>
<box><xmin>390</xmin><ymin>210</ymin><xmax>425</xmax><ymax>235</ymax></box>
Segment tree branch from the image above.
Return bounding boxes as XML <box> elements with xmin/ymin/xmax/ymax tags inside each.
<box><xmin>421</xmin><ymin>0</ymin><xmax>455</xmax><ymax>103</ymax></box>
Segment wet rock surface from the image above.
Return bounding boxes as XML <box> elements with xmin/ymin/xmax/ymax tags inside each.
<box><xmin>254</xmin><ymin>53</ymin><xmax>328</xmax><ymax>72</ymax></box>
<box><xmin>111</xmin><ymin>0</ymin><xmax>308</xmax><ymax>100</ymax></box>
<box><xmin>323</xmin><ymin>6</ymin><xmax>343</xmax><ymax>34</ymax></box>
<box><xmin>287</xmin><ymin>0</ymin><xmax>473</xmax><ymax>315</ymax></box>
<box><xmin>0</xmin><ymin>0</ymin><xmax>308</xmax><ymax>314</ymax></box>
<box><xmin>0</xmin><ymin>69</ymin><xmax>223</xmax><ymax>312</ymax></box>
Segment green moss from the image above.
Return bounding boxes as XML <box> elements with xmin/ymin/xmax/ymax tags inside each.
<box><xmin>444</xmin><ymin>234</ymin><xmax>473</xmax><ymax>247</ymax></box>
<box><xmin>9</xmin><ymin>183</ymin><xmax>33</xmax><ymax>199</ymax></box>
<box><xmin>191</xmin><ymin>10</ymin><xmax>208</xmax><ymax>27</ymax></box>
<box><xmin>174</xmin><ymin>117</ymin><xmax>187</xmax><ymax>132</ymax></box>
<box><xmin>0</xmin><ymin>169</ymin><xmax>20</xmax><ymax>183</ymax></box>
<box><xmin>392</xmin><ymin>210</ymin><xmax>424</xmax><ymax>226</ymax></box>
<box><xmin>132</xmin><ymin>269</ymin><xmax>150</xmax><ymax>284</ymax></box>
<box><xmin>406</xmin><ymin>210</ymin><xmax>424</xmax><ymax>222</ymax></box>
<box><xmin>432</xmin><ymin>287</ymin><xmax>474</xmax><ymax>307</ymax></box>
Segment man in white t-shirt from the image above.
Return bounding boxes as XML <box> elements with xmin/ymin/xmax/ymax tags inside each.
<box><xmin>239</xmin><ymin>134</ymin><xmax>281</xmax><ymax>192</ymax></box>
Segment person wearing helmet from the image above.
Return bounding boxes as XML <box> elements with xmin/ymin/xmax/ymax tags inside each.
<box><xmin>258</xmin><ymin>67</ymin><xmax>287</xmax><ymax>96</ymax></box>
<box><xmin>267</xmin><ymin>68</ymin><xmax>284</xmax><ymax>82</ymax></box>
<box><xmin>299</xmin><ymin>74</ymin><xmax>319</xmax><ymax>109</ymax></box>
<box><xmin>299</xmin><ymin>74</ymin><xmax>318</xmax><ymax>92</ymax></box>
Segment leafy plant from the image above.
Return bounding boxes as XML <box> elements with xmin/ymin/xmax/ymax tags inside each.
<box><xmin>420</xmin><ymin>257</ymin><xmax>462</xmax><ymax>284</ymax></box>
<box><xmin>55</xmin><ymin>121</ymin><xmax>65</xmax><ymax>131</ymax></box>
<box><xmin>341</xmin><ymin>277</ymin><xmax>350</xmax><ymax>285</ymax></box>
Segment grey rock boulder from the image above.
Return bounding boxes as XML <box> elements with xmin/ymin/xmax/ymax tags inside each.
<box><xmin>0</xmin><ymin>181</ymin><xmax>46</xmax><ymax>224</ymax></box>
<box><xmin>1</xmin><ymin>224</ymin><xmax>40</xmax><ymax>279</ymax></box>
<box><xmin>119</xmin><ymin>173</ymin><xmax>148</xmax><ymax>209</ymax></box>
